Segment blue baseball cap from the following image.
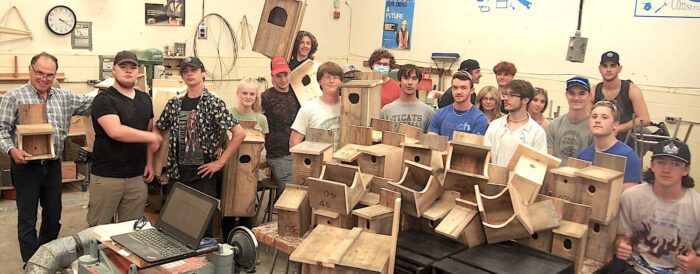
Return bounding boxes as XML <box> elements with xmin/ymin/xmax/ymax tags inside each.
<box><xmin>566</xmin><ymin>76</ymin><xmax>590</xmax><ymax>91</ymax></box>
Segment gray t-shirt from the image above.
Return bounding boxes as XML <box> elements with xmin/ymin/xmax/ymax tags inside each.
<box><xmin>379</xmin><ymin>100</ymin><xmax>435</xmax><ymax>132</ymax></box>
<box><xmin>546</xmin><ymin>114</ymin><xmax>592</xmax><ymax>165</ymax></box>
<box><xmin>618</xmin><ymin>183</ymin><xmax>700</xmax><ymax>273</ymax></box>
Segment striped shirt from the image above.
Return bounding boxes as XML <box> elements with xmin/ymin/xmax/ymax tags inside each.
<box><xmin>0</xmin><ymin>82</ymin><xmax>93</xmax><ymax>157</ymax></box>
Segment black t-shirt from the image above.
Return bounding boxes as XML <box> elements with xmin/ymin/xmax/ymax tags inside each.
<box><xmin>91</xmin><ymin>87</ymin><xmax>154</xmax><ymax>178</ymax></box>
<box><xmin>177</xmin><ymin>96</ymin><xmax>209</xmax><ymax>182</ymax></box>
<box><xmin>261</xmin><ymin>87</ymin><xmax>300</xmax><ymax>158</ymax></box>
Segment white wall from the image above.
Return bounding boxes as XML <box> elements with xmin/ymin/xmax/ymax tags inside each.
<box><xmin>0</xmin><ymin>0</ymin><xmax>352</xmax><ymax>104</ymax></box>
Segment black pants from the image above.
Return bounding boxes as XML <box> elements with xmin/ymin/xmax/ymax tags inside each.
<box><xmin>11</xmin><ymin>159</ymin><xmax>62</xmax><ymax>262</ymax></box>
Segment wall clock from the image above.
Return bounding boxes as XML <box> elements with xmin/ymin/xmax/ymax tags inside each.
<box><xmin>45</xmin><ymin>5</ymin><xmax>76</xmax><ymax>35</ymax></box>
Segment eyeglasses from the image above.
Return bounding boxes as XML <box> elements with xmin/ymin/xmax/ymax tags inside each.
<box><xmin>501</xmin><ymin>92</ymin><xmax>522</xmax><ymax>99</ymax></box>
<box><xmin>593</xmin><ymin>100</ymin><xmax>618</xmax><ymax>112</ymax></box>
<box><xmin>453</xmin><ymin>70</ymin><xmax>472</xmax><ymax>80</ymax></box>
<box><xmin>30</xmin><ymin>66</ymin><xmax>56</xmax><ymax>80</ymax></box>
<box><xmin>321</xmin><ymin>74</ymin><xmax>341</xmax><ymax>81</ymax></box>
<box><xmin>133</xmin><ymin>216</ymin><xmax>147</xmax><ymax>231</ymax></box>
<box><xmin>653</xmin><ymin>158</ymin><xmax>687</xmax><ymax>169</ymax></box>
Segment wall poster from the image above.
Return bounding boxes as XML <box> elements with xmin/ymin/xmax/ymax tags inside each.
<box><xmin>382</xmin><ymin>0</ymin><xmax>415</xmax><ymax>50</ymax></box>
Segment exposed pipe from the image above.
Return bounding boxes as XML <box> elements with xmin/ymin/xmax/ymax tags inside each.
<box><xmin>25</xmin><ymin>228</ymin><xmax>94</xmax><ymax>274</ymax></box>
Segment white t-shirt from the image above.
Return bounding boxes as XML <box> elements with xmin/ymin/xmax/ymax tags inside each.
<box><xmin>483</xmin><ymin>114</ymin><xmax>547</xmax><ymax>166</ymax></box>
<box><xmin>291</xmin><ymin>97</ymin><xmax>341</xmax><ymax>150</ymax></box>
<box><xmin>619</xmin><ymin>183</ymin><xmax>700</xmax><ymax>274</ymax></box>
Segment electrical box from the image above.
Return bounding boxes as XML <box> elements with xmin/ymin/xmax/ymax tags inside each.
<box><xmin>98</xmin><ymin>55</ymin><xmax>115</xmax><ymax>80</ymax></box>
<box><xmin>197</xmin><ymin>22</ymin><xmax>207</xmax><ymax>40</ymax></box>
<box><xmin>566</xmin><ymin>32</ymin><xmax>588</xmax><ymax>63</ymax></box>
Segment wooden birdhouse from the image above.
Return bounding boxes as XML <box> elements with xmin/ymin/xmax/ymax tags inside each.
<box><xmin>352</xmin><ymin>188</ymin><xmax>401</xmax><ymax>235</ymax></box>
<box><xmin>549</xmin><ymin>198</ymin><xmax>591</xmax><ymax>274</ymax></box>
<box><xmin>505</xmin><ymin>144</ymin><xmax>562</xmax><ymax>204</ymax></box>
<box><xmin>275</xmin><ymin>184</ymin><xmax>311</xmax><ymax>237</ymax></box>
<box><xmin>573</xmin><ymin>165</ymin><xmax>623</xmax><ymax>224</ymax></box>
<box><xmin>221</xmin><ymin>120</ymin><xmax>265</xmax><ymax>217</ymax></box>
<box><xmin>312</xmin><ymin>208</ymin><xmax>354</xmax><ymax>229</ymax></box>
<box><xmin>384</xmin><ymin>160</ymin><xmax>443</xmax><ymax>217</ymax></box>
<box><xmin>339</xmin><ymin>80</ymin><xmax>383</xmax><ymax>147</ymax></box>
<box><xmin>435</xmin><ymin>198</ymin><xmax>486</xmax><ymax>248</ymax></box>
<box><xmin>289</xmin><ymin>128</ymin><xmax>334</xmax><ymax>185</ymax></box>
<box><xmin>402</xmin><ymin>134</ymin><xmax>448</xmax><ymax>171</ymax></box>
<box><xmin>398</xmin><ymin>123</ymin><xmax>422</xmax><ymax>144</ymax></box>
<box><xmin>585</xmin><ymin>218</ymin><xmax>618</xmax><ymax>263</ymax></box>
<box><xmin>475</xmin><ymin>184</ymin><xmax>560</xmax><ymax>244</ymax></box>
<box><xmin>307</xmin><ymin>163</ymin><xmax>373</xmax><ymax>215</ymax></box>
<box><xmin>357</xmin><ymin>144</ymin><xmax>404</xmax><ymax>181</ymax></box>
<box><xmin>442</xmin><ymin>140</ymin><xmax>491</xmax><ymax>200</ymax></box>
<box><xmin>333</xmin><ymin>125</ymin><xmax>372</xmax><ymax>164</ymax></box>
<box><xmin>289</xmin><ymin>59</ymin><xmax>321</xmax><ymax>105</ymax></box>
<box><xmin>370</xmin><ymin>118</ymin><xmax>399</xmax><ymax>143</ymax></box>
<box><xmin>253</xmin><ymin>0</ymin><xmax>307</xmax><ymax>59</ymax></box>
<box><xmin>16</xmin><ymin>104</ymin><xmax>55</xmax><ymax>160</ymax></box>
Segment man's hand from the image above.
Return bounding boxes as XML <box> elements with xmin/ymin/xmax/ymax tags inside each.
<box><xmin>676</xmin><ymin>242</ymin><xmax>700</xmax><ymax>273</ymax></box>
<box><xmin>616</xmin><ymin>236</ymin><xmax>633</xmax><ymax>260</ymax></box>
<box><xmin>143</xmin><ymin>164</ymin><xmax>155</xmax><ymax>183</ymax></box>
<box><xmin>10</xmin><ymin>148</ymin><xmax>32</xmax><ymax>165</ymax></box>
<box><xmin>197</xmin><ymin>160</ymin><xmax>226</xmax><ymax>179</ymax></box>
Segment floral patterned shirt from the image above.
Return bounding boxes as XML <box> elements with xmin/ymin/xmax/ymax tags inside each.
<box><xmin>155</xmin><ymin>89</ymin><xmax>238</xmax><ymax>180</ymax></box>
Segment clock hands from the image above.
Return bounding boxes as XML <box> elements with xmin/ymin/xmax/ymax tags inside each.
<box><xmin>59</xmin><ymin>18</ymin><xmax>73</xmax><ymax>27</ymax></box>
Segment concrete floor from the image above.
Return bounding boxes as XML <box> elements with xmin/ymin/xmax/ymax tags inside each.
<box><xmin>0</xmin><ymin>182</ymin><xmax>296</xmax><ymax>273</ymax></box>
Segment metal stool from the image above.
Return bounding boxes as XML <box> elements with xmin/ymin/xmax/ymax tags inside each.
<box><xmin>257</xmin><ymin>177</ymin><xmax>279</xmax><ymax>224</ymax></box>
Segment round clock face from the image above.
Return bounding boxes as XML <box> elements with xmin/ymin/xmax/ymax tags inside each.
<box><xmin>45</xmin><ymin>5</ymin><xmax>76</xmax><ymax>35</ymax></box>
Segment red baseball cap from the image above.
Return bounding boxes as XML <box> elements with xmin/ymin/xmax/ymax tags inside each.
<box><xmin>270</xmin><ymin>57</ymin><xmax>291</xmax><ymax>75</ymax></box>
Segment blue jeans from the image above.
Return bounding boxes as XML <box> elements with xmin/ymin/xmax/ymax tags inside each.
<box><xmin>11</xmin><ymin>159</ymin><xmax>62</xmax><ymax>262</ymax></box>
<box><xmin>266</xmin><ymin>155</ymin><xmax>292</xmax><ymax>193</ymax></box>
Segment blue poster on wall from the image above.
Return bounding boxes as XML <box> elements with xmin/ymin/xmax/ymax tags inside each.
<box><xmin>382</xmin><ymin>0</ymin><xmax>415</xmax><ymax>50</ymax></box>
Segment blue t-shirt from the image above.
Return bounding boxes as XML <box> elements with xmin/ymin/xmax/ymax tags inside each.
<box><xmin>576</xmin><ymin>141</ymin><xmax>642</xmax><ymax>183</ymax></box>
<box><xmin>428</xmin><ymin>105</ymin><xmax>489</xmax><ymax>140</ymax></box>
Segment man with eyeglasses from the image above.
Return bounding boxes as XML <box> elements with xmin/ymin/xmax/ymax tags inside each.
<box><xmin>262</xmin><ymin>57</ymin><xmax>301</xmax><ymax>193</ymax></box>
<box><xmin>380</xmin><ymin>64</ymin><xmax>435</xmax><ymax>132</ymax></box>
<box><xmin>437</xmin><ymin>59</ymin><xmax>481</xmax><ymax>108</ymax></box>
<box><xmin>483</xmin><ymin>79</ymin><xmax>546</xmax><ymax>166</ymax></box>
<box><xmin>0</xmin><ymin>52</ymin><xmax>93</xmax><ymax>263</ymax></box>
<box><xmin>611</xmin><ymin>139</ymin><xmax>700</xmax><ymax>274</ymax></box>
<box><xmin>546</xmin><ymin>76</ymin><xmax>593</xmax><ymax>166</ymax></box>
<box><xmin>87</xmin><ymin>51</ymin><xmax>162</xmax><ymax>226</ymax></box>
<box><xmin>428</xmin><ymin>71</ymin><xmax>488</xmax><ymax>140</ymax></box>
<box><xmin>576</xmin><ymin>100</ymin><xmax>641</xmax><ymax>190</ymax></box>
<box><xmin>290</xmin><ymin>62</ymin><xmax>343</xmax><ymax>151</ymax></box>
<box><xmin>367</xmin><ymin>48</ymin><xmax>401</xmax><ymax>108</ymax></box>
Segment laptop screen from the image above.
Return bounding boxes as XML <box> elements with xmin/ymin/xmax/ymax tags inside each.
<box><xmin>157</xmin><ymin>183</ymin><xmax>218</xmax><ymax>249</ymax></box>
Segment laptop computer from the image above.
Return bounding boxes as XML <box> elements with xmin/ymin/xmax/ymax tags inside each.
<box><xmin>111</xmin><ymin>183</ymin><xmax>218</xmax><ymax>264</ymax></box>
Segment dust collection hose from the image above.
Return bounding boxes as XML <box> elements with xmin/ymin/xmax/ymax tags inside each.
<box><xmin>25</xmin><ymin>228</ymin><xmax>94</xmax><ymax>274</ymax></box>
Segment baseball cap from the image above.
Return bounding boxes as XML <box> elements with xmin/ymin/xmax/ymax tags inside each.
<box><xmin>651</xmin><ymin>139</ymin><xmax>691</xmax><ymax>164</ymax></box>
<box><xmin>179</xmin><ymin>57</ymin><xmax>205</xmax><ymax>74</ymax></box>
<box><xmin>270</xmin><ymin>57</ymin><xmax>291</xmax><ymax>75</ymax></box>
<box><xmin>566</xmin><ymin>76</ymin><xmax>590</xmax><ymax>91</ymax></box>
<box><xmin>343</xmin><ymin>64</ymin><xmax>360</xmax><ymax>74</ymax></box>
<box><xmin>459</xmin><ymin>59</ymin><xmax>480</xmax><ymax>72</ymax></box>
<box><xmin>600</xmin><ymin>51</ymin><xmax>620</xmax><ymax>65</ymax></box>
<box><xmin>114</xmin><ymin>51</ymin><xmax>139</xmax><ymax>66</ymax></box>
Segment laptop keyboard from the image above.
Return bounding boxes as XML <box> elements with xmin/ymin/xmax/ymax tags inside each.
<box><xmin>131</xmin><ymin>229</ymin><xmax>190</xmax><ymax>257</ymax></box>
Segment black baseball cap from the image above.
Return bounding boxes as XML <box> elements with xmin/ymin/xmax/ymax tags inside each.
<box><xmin>600</xmin><ymin>51</ymin><xmax>620</xmax><ymax>65</ymax></box>
<box><xmin>459</xmin><ymin>59</ymin><xmax>480</xmax><ymax>72</ymax></box>
<box><xmin>114</xmin><ymin>51</ymin><xmax>139</xmax><ymax>66</ymax></box>
<box><xmin>179</xmin><ymin>57</ymin><xmax>205</xmax><ymax>74</ymax></box>
<box><xmin>652</xmin><ymin>139</ymin><xmax>691</xmax><ymax>165</ymax></box>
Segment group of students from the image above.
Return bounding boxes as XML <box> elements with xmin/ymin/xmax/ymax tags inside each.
<box><xmin>1</xmin><ymin>28</ymin><xmax>698</xmax><ymax>273</ymax></box>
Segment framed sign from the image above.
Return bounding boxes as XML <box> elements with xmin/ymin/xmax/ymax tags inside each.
<box><xmin>71</xmin><ymin>21</ymin><xmax>92</xmax><ymax>50</ymax></box>
<box><xmin>146</xmin><ymin>0</ymin><xmax>186</xmax><ymax>26</ymax></box>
